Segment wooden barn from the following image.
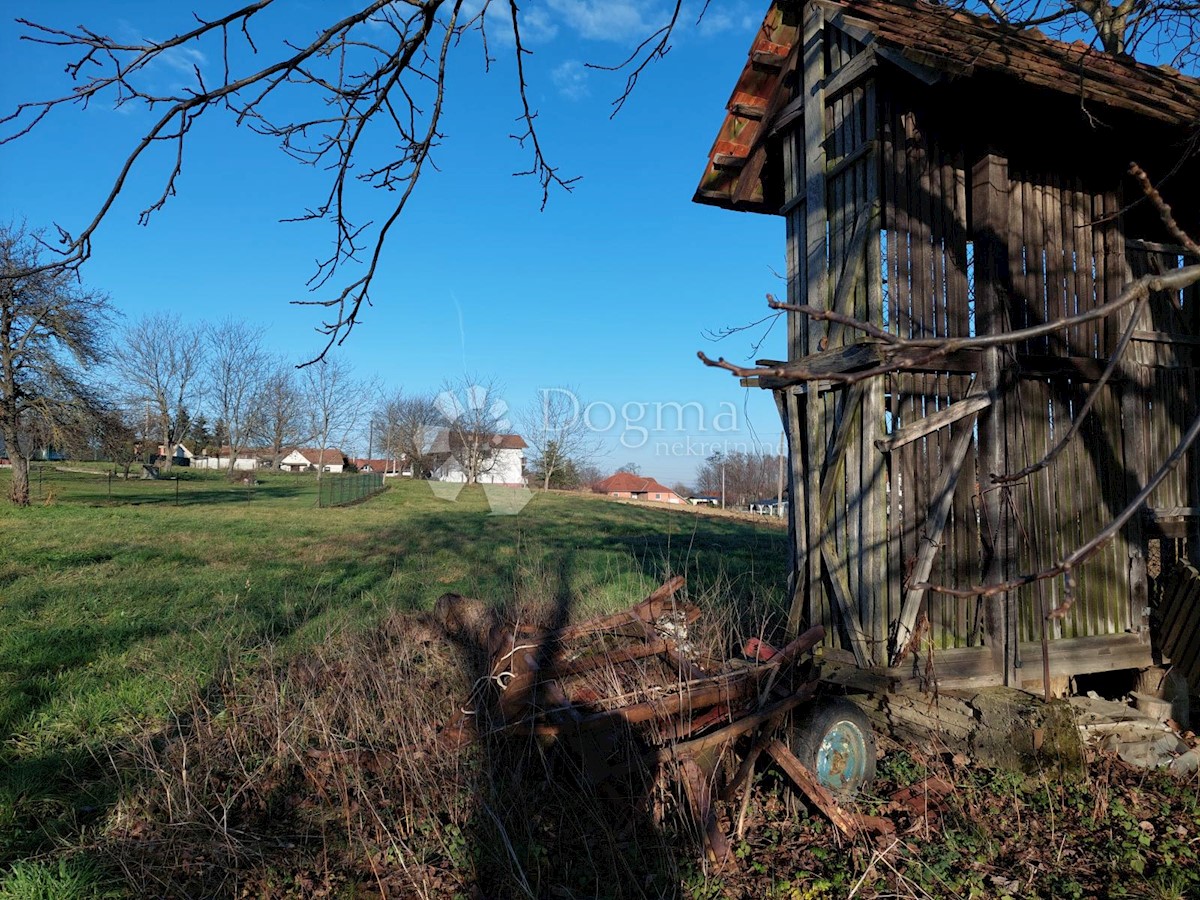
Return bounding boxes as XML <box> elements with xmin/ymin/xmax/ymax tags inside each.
<box><xmin>696</xmin><ymin>0</ymin><xmax>1200</xmax><ymax>693</ymax></box>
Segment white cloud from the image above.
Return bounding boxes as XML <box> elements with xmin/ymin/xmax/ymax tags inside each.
<box><xmin>516</xmin><ymin>7</ymin><xmax>560</xmax><ymax>43</ymax></box>
<box><xmin>551</xmin><ymin>59</ymin><xmax>590</xmax><ymax>99</ymax></box>
<box><xmin>545</xmin><ymin>0</ymin><xmax>653</xmax><ymax>42</ymax></box>
<box><xmin>154</xmin><ymin>45</ymin><xmax>207</xmax><ymax>75</ymax></box>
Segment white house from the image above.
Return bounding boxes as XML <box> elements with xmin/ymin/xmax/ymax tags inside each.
<box><xmin>279</xmin><ymin>447</ymin><xmax>347</xmax><ymax>474</ymax></box>
<box><xmin>157</xmin><ymin>443</ymin><xmax>194</xmax><ymax>464</ymax></box>
<box><xmin>429</xmin><ymin>431</ymin><xmax>526</xmax><ymax>486</ymax></box>
<box><xmin>189</xmin><ymin>446</ymin><xmax>267</xmax><ymax>471</ymax></box>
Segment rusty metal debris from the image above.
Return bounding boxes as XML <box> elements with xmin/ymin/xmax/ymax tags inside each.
<box><xmin>439</xmin><ymin>577</ymin><xmax>891</xmax><ymax>866</ymax></box>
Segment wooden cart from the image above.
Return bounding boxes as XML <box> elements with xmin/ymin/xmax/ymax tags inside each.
<box><xmin>456</xmin><ymin>576</ymin><xmax>889</xmax><ymax>864</ymax></box>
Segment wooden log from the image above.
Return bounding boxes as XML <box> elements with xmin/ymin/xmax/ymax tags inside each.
<box><xmin>874</xmin><ymin>389</ymin><xmax>993</xmax><ymax>453</ymax></box>
<box><xmin>658</xmin><ymin>682</ymin><xmax>819</xmax><ymax>764</ymax></box>
<box><xmin>764</xmin><ymin>739</ymin><xmax>894</xmax><ymax>837</ymax></box>
<box><xmin>679</xmin><ymin>757</ymin><xmax>733</xmax><ymax>866</ymax></box>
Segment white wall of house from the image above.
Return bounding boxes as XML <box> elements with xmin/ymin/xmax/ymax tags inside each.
<box><xmin>279</xmin><ymin>449</ymin><xmax>309</xmax><ymax>471</ymax></box>
<box><xmin>434</xmin><ymin>447</ymin><xmax>524</xmax><ymax>485</ymax></box>
<box><xmin>191</xmin><ymin>455</ymin><xmax>260</xmax><ymax>471</ymax></box>
<box><xmin>277</xmin><ymin>449</ymin><xmax>345</xmax><ymax>474</ymax></box>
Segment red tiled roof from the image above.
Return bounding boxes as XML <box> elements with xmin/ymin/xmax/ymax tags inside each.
<box><xmin>593</xmin><ymin>472</ymin><xmax>681</xmax><ymax>498</ymax></box>
<box><xmin>299</xmin><ymin>448</ymin><xmax>347</xmax><ymax>465</ymax></box>
<box><xmin>353</xmin><ymin>458</ymin><xmax>403</xmax><ymax>471</ymax></box>
<box><xmin>696</xmin><ymin>0</ymin><xmax>1200</xmax><ymax>211</ymax></box>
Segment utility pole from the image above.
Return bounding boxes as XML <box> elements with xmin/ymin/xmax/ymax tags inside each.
<box><xmin>721</xmin><ymin>461</ymin><xmax>726</xmax><ymax>510</ymax></box>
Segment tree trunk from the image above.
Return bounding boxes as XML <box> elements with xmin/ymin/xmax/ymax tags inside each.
<box><xmin>158</xmin><ymin>413</ymin><xmax>173</xmax><ymax>470</ymax></box>
<box><xmin>8</xmin><ymin>452</ymin><xmax>29</xmax><ymax>506</ymax></box>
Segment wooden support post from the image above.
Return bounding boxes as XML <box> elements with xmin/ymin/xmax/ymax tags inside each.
<box><xmin>799</xmin><ymin>2</ymin><xmax>829</xmax><ymax>640</ymax></box>
<box><xmin>785</xmin><ymin>390</ymin><xmax>812</xmax><ymax>636</ymax></box>
<box><xmin>971</xmin><ymin>153</ymin><xmax>1018</xmax><ymax>686</ymax></box>
<box><xmin>860</xmin><ymin>77</ymin><xmax>886</xmax><ymax>659</ymax></box>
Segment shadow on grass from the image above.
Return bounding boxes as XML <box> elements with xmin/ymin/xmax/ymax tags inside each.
<box><xmin>0</xmin><ymin>488</ymin><xmax>788</xmax><ymax>893</ymax></box>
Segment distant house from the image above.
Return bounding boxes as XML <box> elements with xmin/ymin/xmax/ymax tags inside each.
<box><xmin>429</xmin><ymin>431</ymin><xmax>527</xmax><ymax>486</ymax></box>
<box><xmin>689</xmin><ymin>495</ymin><xmax>720</xmax><ymax>507</ymax></box>
<box><xmin>279</xmin><ymin>448</ymin><xmax>348</xmax><ymax>474</ymax></box>
<box><xmin>353</xmin><ymin>457</ymin><xmax>405</xmax><ymax>476</ymax></box>
<box><xmin>593</xmin><ymin>472</ymin><xmax>685</xmax><ymax>505</ymax></box>
<box><xmin>191</xmin><ymin>446</ymin><xmax>268</xmax><ymax>471</ymax></box>
<box><xmin>156</xmin><ymin>443</ymin><xmax>194</xmax><ymax>464</ymax></box>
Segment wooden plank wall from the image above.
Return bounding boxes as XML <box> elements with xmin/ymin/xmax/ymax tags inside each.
<box><xmin>784</xmin><ymin>19</ymin><xmax>1198</xmax><ymax>671</ymax></box>
<box><xmin>802</xmin><ymin>21</ymin><xmax>888</xmax><ymax>663</ymax></box>
<box><xmin>1126</xmin><ymin>243</ymin><xmax>1200</xmax><ymax>605</ymax></box>
<box><xmin>877</xmin><ymin>89</ymin><xmax>976</xmax><ymax>652</ymax></box>
<box><xmin>996</xmin><ymin>168</ymin><xmax>1131</xmax><ymax>641</ymax></box>
<box><xmin>1158</xmin><ymin>564</ymin><xmax>1200</xmax><ymax>693</ymax></box>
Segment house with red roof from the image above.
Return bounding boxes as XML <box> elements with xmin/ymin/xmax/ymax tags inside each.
<box><xmin>353</xmin><ymin>457</ymin><xmax>405</xmax><ymax>476</ymax></box>
<box><xmin>429</xmin><ymin>432</ymin><xmax>527</xmax><ymax>486</ymax></box>
<box><xmin>592</xmin><ymin>472</ymin><xmax>685</xmax><ymax>505</ymax></box>
<box><xmin>278</xmin><ymin>447</ymin><xmax>348</xmax><ymax>473</ymax></box>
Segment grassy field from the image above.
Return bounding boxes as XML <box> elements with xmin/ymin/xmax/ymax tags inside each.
<box><xmin>2</xmin><ymin>467</ymin><xmax>1198</xmax><ymax>900</ymax></box>
<box><xmin>0</xmin><ymin>467</ymin><xmax>790</xmax><ymax>885</ymax></box>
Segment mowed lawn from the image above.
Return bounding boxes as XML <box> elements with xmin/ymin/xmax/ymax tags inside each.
<box><xmin>0</xmin><ymin>467</ymin><xmax>788</xmax><ymax>863</ymax></box>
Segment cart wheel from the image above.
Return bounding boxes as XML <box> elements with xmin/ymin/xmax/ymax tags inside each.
<box><xmin>788</xmin><ymin>698</ymin><xmax>876</xmax><ymax>795</ymax></box>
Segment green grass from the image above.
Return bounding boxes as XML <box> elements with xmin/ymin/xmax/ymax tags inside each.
<box><xmin>0</xmin><ymin>466</ymin><xmax>789</xmax><ymax>869</ymax></box>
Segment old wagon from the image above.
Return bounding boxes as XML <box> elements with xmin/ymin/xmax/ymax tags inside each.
<box><xmin>442</xmin><ymin>577</ymin><xmax>889</xmax><ymax>865</ymax></box>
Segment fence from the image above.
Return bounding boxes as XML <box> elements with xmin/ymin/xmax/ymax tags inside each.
<box><xmin>318</xmin><ymin>473</ymin><xmax>386</xmax><ymax>508</ymax></box>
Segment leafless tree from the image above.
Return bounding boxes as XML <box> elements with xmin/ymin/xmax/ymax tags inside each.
<box><xmin>373</xmin><ymin>390</ymin><xmax>440</xmax><ymax>478</ymax></box>
<box><xmin>206</xmin><ymin>318</ymin><xmax>268</xmax><ymax>477</ymax></box>
<box><xmin>695</xmin><ymin>449</ymin><xmax>784</xmax><ymax>510</ymax></box>
<box><xmin>0</xmin><ymin>223</ymin><xmax>111</xmax><ymax>506</ymax></box>
<box><xmin>115</xmin><ymin>313</ymin><xmax>205</xmax><ymax>470</ymax></box>
<box><xmin>958</xmin><ymin>0</ymin><xmax>1200</xmax><ymax>68</ymax></box>
<box><xmin>436</xmin><ymin>375</ymin><xmax>509</xmax><ymax>484</ymax></box>
<box><xmin>519</xmin><ymin>387</ymin><xmax>602</xmax><ymax>491</ymax></box>
<box><xmin>301</xmin><ymin>355</ymin><xmax>366</xmax><ymax>483</ymax></box>
<box><xmin>0</xmin><ymin>2</ymin><xmax>699</xmax><ymax>357</ymax></box>
<box><xmin>253</xmin><ymin>358</ymin><xmax>308</xmax><ymax>469</ymax></box>
<box><xmin>94</xmin><ymin>407</ymin><xmax>139</xmax><ymax>479</ymax></box>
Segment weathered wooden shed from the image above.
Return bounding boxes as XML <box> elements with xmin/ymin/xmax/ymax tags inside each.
<box><xmin>696</xmin><ymin>0</ymin><xmax>1200</xmax><ymax>692</ymax></box>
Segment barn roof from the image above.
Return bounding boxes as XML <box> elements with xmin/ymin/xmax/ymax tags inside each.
<box><xmin>695</xmin><ymin>0</ymin><xmax>1200</xmax><ymax>212</ymax></box>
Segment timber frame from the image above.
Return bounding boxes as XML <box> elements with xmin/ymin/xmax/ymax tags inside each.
<box><xmin>696</xmin><ymin>0</ymin><xmax>1200</xmax><ymax>691</ymax></box>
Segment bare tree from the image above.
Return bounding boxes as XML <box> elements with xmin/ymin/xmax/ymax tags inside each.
<box><xmin>1</xmin><ymin>2</ymin><xmax>1193</xmax><ymax>362</ymax></box>
<box><xmin>254</xmin><ymin>358</ymin><xmax>308</xmax><ymax>469</ymax></box>
<box><xmin>957</xmin><ymin>0</ymin><xmax>1200</xmax><ymax>67</ymax></box>
<box><xmin>519</xmin><ymin>387</ymin><xmax>601</xmax><ymax>491</ymax></box>
<box><xmin>206</xmin><ymin>318</ymin><xmax>268</xmax><ymax>477</ymax></box>
<box><xmin>0</xmin><ymin>2</ymin><xmax>688</xmax><ymax>353</ymax></box>
<box><xmin>436</xmin><ymin>376</ymin><xmax>509</xmax><ymax>484</ymax></box>
<box><xmin>301</xmin><ymin>355</ymin><xmax>365</xmax><ymax>483</ymax></box>
<box><xmin>115</xmin><ymin>313</ymin><xmax>205</xmax><ymax>470</ymax></box>
<box><xmin>695</xmin><ymin>449</ymin><xmax>783</xmax><ymax>510</ymax></box>
<box><xmin>0</xmin><ymin>223</ymin><xmax>111</xmax><ymax>506</ymax></box>
<box><xmin>374</xmin><ymin>390</ymin><xmax>440</xmax><ymax>478</ymax></box>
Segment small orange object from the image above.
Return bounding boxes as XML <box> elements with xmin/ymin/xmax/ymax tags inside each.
<box><xmin>743</xmin><ymin>637</ymin><xmax>778</xmax><ymax>662</ymax></box>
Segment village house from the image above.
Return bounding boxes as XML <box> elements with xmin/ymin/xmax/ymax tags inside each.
<box><xmin>279</xmin><ymin>448</ymin><xmax>348</xmax><ymax>474</ymax></box>
<box><xmin>593</xmin><ymin>472</ymin><xmax>685</xmax><ymax>505</ymax></box>
<box><xmin>429</xmin><ymin>431</ymin><xmax>527</xmax><ymax>486</ymax></box>
<box><xmin>190</xmin><ymin>446</ymin><xmax>269</xmax><ymax>471</ymax></box>
<box><xmin>353</xmin><ymin>457</ymin><xmax>405</xmax><ymax>476</ymax></box>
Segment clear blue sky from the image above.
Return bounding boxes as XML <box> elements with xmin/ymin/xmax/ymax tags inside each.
<box><xmin>0</xmin><ymin>1</ymin><xmax>785</xmax><ymax>484</ymax></box>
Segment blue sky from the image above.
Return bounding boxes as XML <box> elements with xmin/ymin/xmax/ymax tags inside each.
<box><xmin>0</xmin><ymin>1</ymin><xmax>785</xmax><ymax>484</ymax></box>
